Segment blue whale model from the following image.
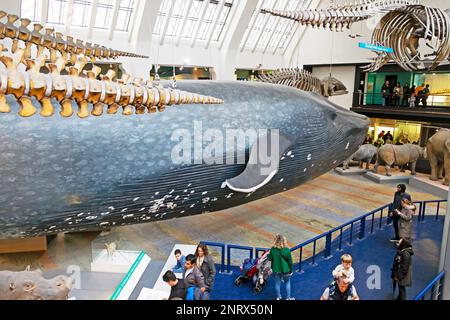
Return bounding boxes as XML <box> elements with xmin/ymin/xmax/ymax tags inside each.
<box><xmin>0</xmin><ymin>81</ymin><xmax>369</xmax><ymax>239</ymax></box>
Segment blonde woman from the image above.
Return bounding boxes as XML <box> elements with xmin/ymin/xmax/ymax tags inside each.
<box><xmin>268</xmin><ymin>234</ymin><xmax>294</xmax><ymax>300</ymax></box>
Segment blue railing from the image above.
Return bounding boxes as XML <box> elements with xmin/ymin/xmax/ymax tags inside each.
<box><xmin>202</xmin><ymin>199</ymin><xmax>446</xmax><ymax>274</ymax></box>
<box><xmin>414</xmin><ymin>271</ymin><xmax>445</xmax><ymax>300</ymax></box>
<box><xmin>200</xmin><ymin>241</ymin><xmax>226</xmax><ymax>273</ymax></box>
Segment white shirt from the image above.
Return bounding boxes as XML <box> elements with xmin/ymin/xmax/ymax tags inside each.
<box><xmin>332</xmin><ymin>264</ymin><xmax>355</xmax><ymax>284</ymax></box>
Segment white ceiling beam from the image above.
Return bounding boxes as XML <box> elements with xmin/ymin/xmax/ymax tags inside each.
<box><xmin>261</xmin><ymin>0</ymin><xmax>290</xmax><ymax>54</ymax></box>
<box><xmin>65</xmin><ymin>0</ymin><xmax>74</xmax><ymax>35</ymax></box>
<box><xmin>133</xmin><ymin>0</ymin><xmax>162</xmax><ymax>45</ymax></box>
<box><xmin>127</xmin><ymin>0</ymin><xmax>141</xmax><ymax>42</ymax></box>
<box><xmin>87</xmin><ymin>0</ymin><xmax>99</xmax><ymax>39</ymax></box>
<box><xmin>239</xmin><ymin>0</ymin><xmax>265</xmax><ymax>52</ymax></box>
<box><xmin>190</xmin><ymin>0</ymin><xmax>210</xmax><ymax>48</ymax></box>
<box><xmin>159</xmin><ymin>0</ymin><xmax>175</xmax><ymax>46</ymax></box>
<box><xmin>284</xmin><ymin>0</ymin><xmax>321</xmax><ymax>59</ymax></box>
<box><xmin>271</xmin><ymin>0</ymin><xmax>305</xmax><ymax>55</ymax></box>
<box><xmin>218</xmin><ymin>0</ymin><xmax>240</xmax><ymax>50</ymax></box>
<box><xmin>108</xmin><ymin>0</ymin><xmax>121</xmax><ymax>41</ymax></box>
<box><xmin>205</xmin><ymin>0</ymin><xmax>226</xmax><ymax>50</ymax></box>
<box><xmin>250</xmin><ymin>0</ymin><xmax>279</xmax><ymax>53</ymax></box>
<box><xmin>40</xmin><ymin>0</ymin><xmax>49</xmax><ymax>25</ymax></box>
<box><xmin>176</xmin><ymin>0</ymin><xmax>194</xmax><ymax>46</ymax></box>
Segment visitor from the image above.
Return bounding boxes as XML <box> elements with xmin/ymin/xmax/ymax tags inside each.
<box><xmin>268</xmin><ymin>234</ymin><xmax>294</xmax><ymax>300</ymax></box>
<box><xmin>381</xmin><ymin>81</ymin><xmax>390</xmax><ymax>106</ymax></box>
<box><xmin>320</xmin><ymin>271</ymin><xmax>360</xmax><ymax>300</ymax></box>
<box><xmin>384</xmin><ymin>131</ymin><xmax>394</xmax><ymax>143</ymax></box>
<box><xmin>409</xmin><ymin>85</ymin><xmax>416</xmax><ymax>108</ymax></box>
<box><xmin>332</xmin><ymin>254</ymin><xmax>355</xmax><ymax>284</ymax></box>
<box><xmin>172</xmin><ymin>249</ymin><xmax>186</xmax><ymax>274</ymax></box>
<box><xmin>364</xmin><ymin>135</ymin><xmax>373</xmax><ymax>145</ymax></box>
<box><xmin>378</xmin><ymin>130</ymin><xmax>386</xmax><ymax>140</ymax></box>
<box><xmin>163</xmin><ymin>270</ymin><xmax>186</xmax><ymax>300</ymax></box>
<box><xmin>415</xmin><ymin>83</ymin><xmax>425</xmax><ymax>107</ymax></box>
<box><xmin>391</xmin><ymin>239</ymin><xmax>414</xmax><ymax>300</ymax></box>
<box><xmin>195</xmin><ymin>244</ymin><xmax>216</xmax><ymax>299</ymax></box>
<box><xmin>421</xmin><ymin>84</ymin><xmax>430</xmax><ymax>107</ymax></box>
<box><xmin>374</xmin><ymin>138</ymin><xmax>384</xmax><ymax>148</ymax></box>
<box><xmin>390</xmin><ymin>184</ymin><xmax>412</xmax><ymax>242</ymax></box>
<box><xmin>394</xmin><ymin>83</ymin><xmax>402</xmax><ymax>106</ymax></box>
<box><xmin>393</xmin><ymin>198</ymin><xmax>416</xmax><ymax>242</ymax></box>
<box><xmin>183</xmin><ymin>254</ymin><xmax>207</xmax><ymax>300</ymax></box>
<box><xmin>402</xmin><ymin>83</ymin><xmax>410</xmax><ymax>106</ymax></box>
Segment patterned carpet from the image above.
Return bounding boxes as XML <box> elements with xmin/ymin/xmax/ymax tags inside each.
<box><xmin>0</xmin><ymin>171</ymin><xmax>446</xmax><ymax>273</ymax></box>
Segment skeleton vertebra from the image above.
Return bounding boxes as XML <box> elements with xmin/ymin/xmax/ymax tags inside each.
<box><xmin>0</xmin><ymin>10</ymin><xmax>148</xmax><ymax>62</ymax></box>
<box><xmin>262</xmin><ymin>0</ymin><xmax>419</xmax><ymax>32</ymax></box>
<box><xmin>258</xmin><ymin>68</ymin><xmax>348</xmax><ymax>97</ymax></box>
<box><xmin>363</xmin><ymin>5</ymin><xmax>450</xmax><ymax>72</ymax></box>
<box><xmin>0</xmin><ymin>48</ymin><xmax>223</xmax><ymax>119</ymax></box>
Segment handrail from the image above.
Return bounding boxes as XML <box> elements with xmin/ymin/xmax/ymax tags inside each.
<box><xmin>200</xmin><ymin>241</ymin><xmax>226</xmax><ymax>273</ymax></box>
<box><xmin>353</xmin><ymin>92</ymin><xmax>450</xmax><ymax>108</ymax></box>
<box><xmin>201</xmin><ymin>199</ymin><xmax>446</xmax><ymax>273</ymax></box>
<box><xmin>227</xmin><ymin>244</ymin><xmax>253</xmax><ymax>273</ymax></box>
<box><xmin>414</xmin><ymin>271</ymin><xmax>445</xmax><ymax>300</ymax></box>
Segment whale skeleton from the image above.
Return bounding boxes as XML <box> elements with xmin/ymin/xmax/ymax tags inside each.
<box><xmin>258</xmin><ymin>68</ymin><xmax>348</xmax><ymax>97</ymax></box>
<box><xmin>0</xmin><ymin>10</ymin><xmax>148</xmax><ymax>65</ymax></box>
<box><xmin>0</xmin><ymin>46</ymin><xmax>223</xmax><ymax>119</ymax></box>
<box><xmin>363</xmin><ymin>5</ymin><xmax>450</xmax><ymax>71</ymax></box>
<box><xmin>261</xmin><ymin>0</ymin><xmax>420</xmax><ymax>32</ymax></box>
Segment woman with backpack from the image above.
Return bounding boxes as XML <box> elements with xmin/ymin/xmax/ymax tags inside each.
<box><xmin>268</xmin><ymin>234</ymin><xmax>294</xmax><ymax>300</ymax></box>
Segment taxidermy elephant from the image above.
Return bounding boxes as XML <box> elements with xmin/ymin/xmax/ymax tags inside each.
<box><xmin>426</xmin><ymin>128</ymin><xmax>450</xmax><ymax>186</ymax></box>
<box><xmin>343</xmin><ymin>144</ymin><xmax>378</xmax><ymax>170</ymax></box>
<box><xmin>0</xmin><ymin>267</ymin><xmax>73</xmax><ymax>300</ymax></box>
<box><xmin>373</xmin><ymin>144</ymin><xmax>426</xmax><ymax>176</ymax></box>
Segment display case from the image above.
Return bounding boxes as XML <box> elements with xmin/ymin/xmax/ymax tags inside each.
<box><xmin>90</xmin><ymin>233</ymin><xmax>142</xmax><ymax>273</ymax></box>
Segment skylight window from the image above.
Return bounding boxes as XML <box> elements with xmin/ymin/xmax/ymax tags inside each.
<box><xmin>20</xmin><ymin>0</ymin><xmax>136</xmax><ymax>32</ymax></box>
<box><xmin>240</xmin><ymin>0</ymin><xmax>305</xmax><ymax>52</ymax></box>
<box><xmin>154</xmin><ymin>0</ymin><xmax>234</xmax><ymax>44</ymax></box>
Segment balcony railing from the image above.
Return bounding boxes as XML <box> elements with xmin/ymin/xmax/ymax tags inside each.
<box><xmin>414</xmin><ymin>271</ymin><xmax>445</xmax><ymax>300</ymax></box>
<box><xmin>202</xmin><ymin>199</ymin><xmax>447</xmax><ymax>275</ymax></box>
<box><xmin>353</xmin><ymin>92</ymin><xmax>450</xmax><ymax>109</ymax></box>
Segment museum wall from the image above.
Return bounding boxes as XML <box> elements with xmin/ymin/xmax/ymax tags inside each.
<box><xmin>311</xmin><ymin>66</ymin><xmax>356</xmax><ymax>109</ymax></box>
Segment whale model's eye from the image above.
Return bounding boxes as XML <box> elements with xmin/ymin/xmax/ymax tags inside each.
<box><xmin>330</xmin><ymin>112</ymin><xmax>338</xmax><ymax>121</ymax></box>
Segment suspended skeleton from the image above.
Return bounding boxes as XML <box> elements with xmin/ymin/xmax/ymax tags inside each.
<box><xmin>0</xmin><ymin>10</ymin><xmax>148</xmax><ymax>64</ymax></box>
<box><xmin>258</xmin><ymin>68</ymin><xmax>348</xmax><ymax>97</ymax></box>
<box><xmin>0</xmin><ymin>46</ymin><xmax>223</xmax><ymax>119</ymax></box>
<box><xmin>363</xmin><ymin>5</ymin><xmax>450</xmax><ymax>71</ymax></box>
<box><xmin>262</xmin><ymin>0</ymin><xmax>420</xmax><ymax>32</ymax></box>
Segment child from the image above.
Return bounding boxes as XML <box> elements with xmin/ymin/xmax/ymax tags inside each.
<box><xmin>409</xmin><ymin>93</ymin><xmax>416</xmax><ymax>108</ymax></box>
<box><xmin>332</xmin><ymin>254</ymin><xmax>355</xmax><ymax>284</ymax></box>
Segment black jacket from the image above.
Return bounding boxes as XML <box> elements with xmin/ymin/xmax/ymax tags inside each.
<box><xmin>198</xmin><ymin>255</ymin><xmax>216</xmax><ymax>288</ymax></box>
<box><xmin>392</xmin><ymin>192</ymin><xmax>411</xmax><ymax>212</ymax></box>
<box><xmin>392</xmin><ymin>247</ymin><xmax>414</xmax><ymax>287</ymax></box>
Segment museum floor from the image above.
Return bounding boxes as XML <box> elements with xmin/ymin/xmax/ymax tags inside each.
<box><xmin>0</xmin><ymin>171</ymin><xmax>445</xmax><ymax>273</ymax></box>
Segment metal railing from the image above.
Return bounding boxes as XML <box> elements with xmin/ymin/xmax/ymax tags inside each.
<box><xmin>353</xmin><ymin>92</ymin><xmax>450</xmax><ymax>108</ymax></box>
<box><xmin>414</xmin><ymin>271</ymin><xmax>445</xmax><ymax>300</ymax></box>
<box><xmin>201</xmin><ymin>200</ymin><xmax>446</xmax><ymax>274</ymax></box>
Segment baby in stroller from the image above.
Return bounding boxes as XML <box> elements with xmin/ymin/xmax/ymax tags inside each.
<box><xmin>234</xmin><ymin>250</ymin><xmax>272</xmax><ymax>293</ymax></box>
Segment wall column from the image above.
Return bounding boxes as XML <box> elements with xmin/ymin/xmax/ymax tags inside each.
<box><xmin>439</xmin><ymin>188</ymin><xmax>450</xmax><ymax>299</ymax></box>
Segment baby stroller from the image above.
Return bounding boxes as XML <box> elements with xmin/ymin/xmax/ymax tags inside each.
<box><xmin>234</xmin><ymin>250</ymin><xmax>272</xmax><ymax>293</ymax></box>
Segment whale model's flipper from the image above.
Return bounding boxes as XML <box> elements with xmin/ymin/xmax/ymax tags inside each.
<box><xmin>225</xmin><ymin>133</ymin><xmax>292</xmax><ymax>193</ymax></box>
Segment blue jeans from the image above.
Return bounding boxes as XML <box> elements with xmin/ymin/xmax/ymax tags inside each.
<box><xmin>274</xmin><ymin>272</ymin><xmax>291</xmax><ymax>299</ymax></box>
